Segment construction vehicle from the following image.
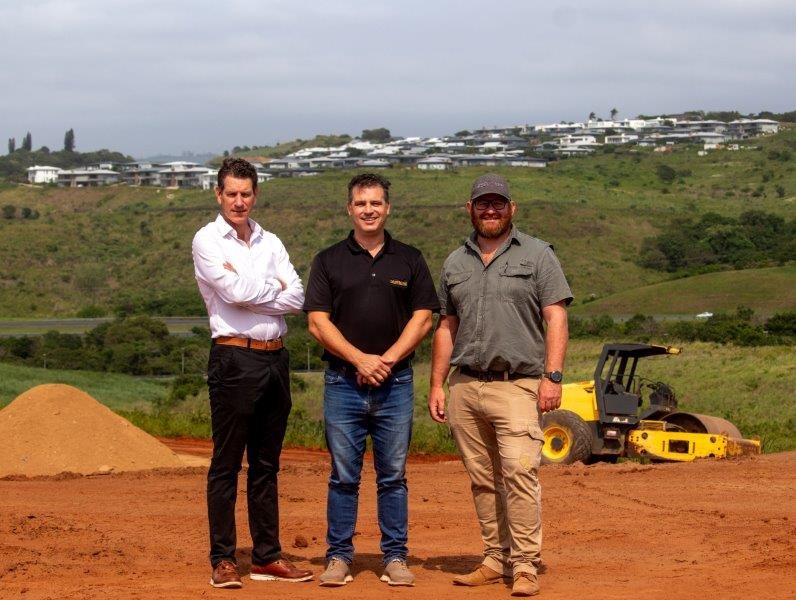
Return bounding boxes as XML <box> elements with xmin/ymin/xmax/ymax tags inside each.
<box><xmin>541</xmin><ymin>343</ymin><xmax>761</xmax><ymax>464</ymax></box>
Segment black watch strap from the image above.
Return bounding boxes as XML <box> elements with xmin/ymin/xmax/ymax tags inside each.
<box><xmin>543</xmin><ymin>370</ymin><xmax>564</xmax><ymax>383</ymax></box>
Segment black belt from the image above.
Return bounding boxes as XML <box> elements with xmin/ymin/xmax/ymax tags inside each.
<box><xmin>459</xmin><ymin>365</ymin><xmax>532</xmax><ymax>382</ymax></box>
<box><xmin>331</xmin><ymin>358</ymin><xmax>412</xmax><ymax>377</ymax></box>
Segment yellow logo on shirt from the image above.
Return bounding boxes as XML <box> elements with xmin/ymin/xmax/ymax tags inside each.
<box><xmin>389</xmin><ymin>278</ymin><xmax>408</xmax><ymax>288</ymax></box>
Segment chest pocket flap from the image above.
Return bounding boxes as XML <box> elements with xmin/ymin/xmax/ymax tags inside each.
<box><xmin>446</xmin><ymin>270</ymin><xmax>472</xmax><ymax>286</ymax></box>
<box><xmin>502</xmin><ymin>262</ymin><xmax>535</xmax><ymax>278</ymax></box>
<box><xmin>500</xmin><ymin>262</ymin><xmax>535</xmax><ymax>303</ymax></box>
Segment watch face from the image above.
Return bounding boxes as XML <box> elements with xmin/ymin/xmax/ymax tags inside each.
<box><xmin>549</xmin><ymin>371</ymin><xmax>563</xmax><ymax>383</ymax></box>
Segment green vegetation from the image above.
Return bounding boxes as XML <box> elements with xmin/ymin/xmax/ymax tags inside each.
<box><xmin>217</xmin><ymin>134</ymin><xmax>353</xmax><ymax>164</ymax></box>
<box><xmin>0</xmin><ymin>147</ymin><xmax>132</xmax><ymax>181</ymax></box>
<box><xmin>572</xmin><ymin>266</ymin><xmax>796</xmax><ymax>317</ymax></box>
<box><xmin>1</xmin><ymin>340</ymin><xmax>791</xmax><ymax>454</ymax></box>
<box><xmin>0</xmin><ymin>127</ymin><xmax>793</xmax><ymax>455</ymax></box>
<box><xmin>0</xmin><ymin>126</ymin><xmax>794</xmax><ymax>319</ymax></box>
<box><xmin>639</xmin><ymin>210</ymin><xmax>793</xmax><ymax>272</ymax></box>
<box><xmin>570</xmin><ymin>307</ymin><xmax>794</xmax><ymax>346</ymax></box>
<box><xmin>0</xmin><ymin>316</ymin><xmax>211</xmax><ymax>375</ymax></box>
<box><xmin>0</xmin><ymin>362</ymin><xmax>165</xmax><ymax>411</ymax></box>
<box><xmin>361</xmin><ymin>127</ymin><xmax>392</xmax><ymax>143</ymax></box>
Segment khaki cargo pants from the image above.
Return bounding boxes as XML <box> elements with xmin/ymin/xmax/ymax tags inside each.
<box><xmin>448</xmin><ymin>369</ymin><xmax>544</xmax><ymax>576</ymax></box>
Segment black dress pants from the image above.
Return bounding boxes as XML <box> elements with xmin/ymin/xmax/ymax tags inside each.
<box><xmin>206</xmin><ymin>344</ymin><xmax>292</xmax><ymax>567</ymax></box>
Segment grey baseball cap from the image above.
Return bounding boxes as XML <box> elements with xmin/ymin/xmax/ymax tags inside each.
<box><xmin>470</xmin><ymin>173</ymin><xmax>511</xmax><ymax>201</ymax></box>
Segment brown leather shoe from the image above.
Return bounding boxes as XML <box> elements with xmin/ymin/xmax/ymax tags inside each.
<box><xmin>452</xmin><ymin>564</ymin><xmax>507</xmax><ymax>586</ymax></box>
<box><xmin>210</xmin><ymin>560</ymin><xmax>243</xmax><ymax>588</ymax></box>
<box><xmin>511</xmin><ymin>572</ymin><xmax>540</xmax><ymax>597</ymax></box>
<box><xmin>250</xmin><ymin>558</ymin><xmax>313</xmax><ymax>582</ymax></box>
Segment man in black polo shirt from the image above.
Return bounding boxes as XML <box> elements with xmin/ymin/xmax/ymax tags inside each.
<box><xmin>304</xmin><ymin>173</ymin><xmax>439</xmax><ymax>588</ymax></box>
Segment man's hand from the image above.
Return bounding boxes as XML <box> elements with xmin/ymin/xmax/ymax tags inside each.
<box><xmin>537</xmin><ymin>377</ymin><xmax>562</xmax><ymax>413</ymax></box>
<box><xmin>428</xmin><ymin>386</ymin><xmax>447</xmax><ymax>423</ymax></box>
<box><xmin>354</xmin><ymin>353</ymin><xmax>392</xmax><ymax>387</ymax></box>
<box><xmin>223</xmin><ymin>261</ymin><xmax>237</xmax><ymax>274</ymax></box>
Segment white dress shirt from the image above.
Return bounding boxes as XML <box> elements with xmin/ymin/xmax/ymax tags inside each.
<box><xmin>192</xmin><ymin>214</ymin><xmax>305</xmax><ymax>340</ymax></box>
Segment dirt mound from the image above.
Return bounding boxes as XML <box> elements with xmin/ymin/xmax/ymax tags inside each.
<box><xmin>0</xmin><ymin>383</ymin><xmax>185</xmax><ymax>477</ymax></box>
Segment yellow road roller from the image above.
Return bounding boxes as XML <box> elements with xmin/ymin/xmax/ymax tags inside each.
<box><xmin>541</xmin><ymin>343</ymin><xmax>761</xmax><ymax>464</ymax></box>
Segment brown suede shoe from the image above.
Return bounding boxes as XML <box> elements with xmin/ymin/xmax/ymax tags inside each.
<box><xmin>250</xmin><ymin>558</ymin><xmax>313</xmax><ymax>582</ymax></box>
<box><xmin>210</xmin><ymin>560</ymin><xmax>243</xmax><ymax>588</ymax></box>
<box><xmin>511</xmin><ymin>572</ymin><xmax>540</xmax><ymax>597</ymax></box>
<box><xmin>452</xmin><ymin>564</ymin><xmax>507</xmax><ymax>586</ymax></box>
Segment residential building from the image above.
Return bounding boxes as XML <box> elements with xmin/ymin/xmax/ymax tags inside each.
<box><xmin>27</xmin><ymin>165</ymin><xmax>62</xmax><ymax>184</ymax></box>
<box><xmin>57</xmin><ymin>168</ymin><xmax>120</xmax><ymax>187</ymax></box>
<box><xmin>417</xmin><ymin>156</ymin><xmax>452</xmax><ymax>171</ymax></box>
<box><xmin>159</xmin><ymin>162</ymin><xmax>212</xmax><ymax>188</ymax></box>
<box><xmin>605</xmin><ymin>133</ymin><xmax>639</xmax><ymax>145</ymax></box>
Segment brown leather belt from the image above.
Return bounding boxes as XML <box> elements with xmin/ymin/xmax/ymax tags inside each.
<box><xmin>214</xmin><ymin>336</ymin><xmax>283</xmax><ymax>351</ymax></box>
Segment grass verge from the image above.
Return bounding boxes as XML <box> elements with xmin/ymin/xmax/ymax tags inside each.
<box><xmin>1</xmin><ymin>339</ymin><xmax>792</xmax><ymax>454</ymax></box>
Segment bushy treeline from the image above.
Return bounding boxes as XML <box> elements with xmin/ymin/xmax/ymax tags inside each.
<box><xmin>571</xmin><ymin>308</ymin><xmax>794</xmax><ymax>346</ymax></box>
<box><xmin>0</xmin><ymin>316</ymin><xmax>209</xmax><ymax>376</ymax></box>
<box><xmin>639</xmin><ymin>210</ymin><xmax>795</xmax><ymax>272</ymax></box>
<box><xmin>1</xmin><ymin>309</ymin><xmax>790</xmax><ymax>381</ymax></box>
<box><xmin>0</xmin><ymin>148</ymin><xmax>132</xmax><ymax>180</ymax></box>
<box><xmin>636</xmin><ymin>110</ymin><xmax>796</xmax><ymax>123</ymax></box>
<box><xmin>0</xmin><ymin>314</ymin><xmax>331</xmax><ymax>376</ymax></box>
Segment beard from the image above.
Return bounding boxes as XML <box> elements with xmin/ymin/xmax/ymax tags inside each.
<box><xmin>470</xmin><ymin>210</ymin><xmax>513</xmax><ymax>239</ymax></box>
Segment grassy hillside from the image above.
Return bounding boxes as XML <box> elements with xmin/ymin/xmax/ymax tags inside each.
<box><xmin>0</xmin><ymin>362</ymin><xmax>166</xmax><ymax>411</ymax></box>
<box><xmin>571</xmin><ymin>265</ymin><xmax>796</xmax><ymax>317</ymax></box>
<box><xmin>0</xmin><ymin>128</ymin><xmax>793</xmax><ymax>318</ymax></box>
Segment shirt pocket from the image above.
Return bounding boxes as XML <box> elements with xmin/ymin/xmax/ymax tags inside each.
<box><xmin>499</xmin><ymin>262</ymin><xmax>535</xmax><ymax>304</ymax></box>
<box><xmin>445</xmin><ymin>270</ymin><xmax>473</xmax><ymax>312</ymax></box>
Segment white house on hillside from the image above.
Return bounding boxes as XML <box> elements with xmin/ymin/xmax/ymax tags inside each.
<box><xmin>27</xmin><ymin>165</ymin><xmax>62</xmax><ymax>184</ymax></box>
<box><xmin>417</xmin><ymin>156</ymin><xmax>452</xmax><ymax>171</ymax></box>
<box><xmin>605</xmin><ymin>133</ymin><xmax>639</xmax><ymax>145</ymax></box>
<box><xmin>57</xmin><ymin>168</ymin><xmax>119</xmax><ymax>187</ymax></box>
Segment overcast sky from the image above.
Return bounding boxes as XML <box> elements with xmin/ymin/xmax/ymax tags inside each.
<box><xmin>2</xmin><ymin>0</ymin><xmax>794</xmax><ymax>158</ymax></box>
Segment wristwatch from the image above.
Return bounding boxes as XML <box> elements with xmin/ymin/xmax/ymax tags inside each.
<box><xmin>543</xmin><ymin>370</ymin><xmax>564</xmax><ymax>384</ymax></box>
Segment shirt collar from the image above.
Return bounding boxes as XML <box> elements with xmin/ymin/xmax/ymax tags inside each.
<box><xmin>464</xmin><ymin>224</ymin><xmax>519</xmax><ymax>254</ymax></box>
<box><xmin>214</xmin><ymin>213</ymin><xmax>262</xmax><ymax>242</ymax></box>
<box><xmin>345</xmin><ymin>229</ymin><xmax>393</xmax><ymax>255</ymax></box>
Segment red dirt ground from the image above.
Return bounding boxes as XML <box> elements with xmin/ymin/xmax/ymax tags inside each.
<box><xmin>1</xmin><ymin>440</ymin><xmax>793</xmax><ymax>600</ymax></box>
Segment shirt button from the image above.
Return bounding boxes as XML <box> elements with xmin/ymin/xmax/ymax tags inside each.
<box><xmin>372</xmin><ymin>273</ymin><xmax>375</xmax><ymax>277</ymax></box>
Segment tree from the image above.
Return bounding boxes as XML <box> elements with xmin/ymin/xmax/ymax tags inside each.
<box><xmin>21</xmin><ymin>132</ymin><xmax>32</xmax><ymax>151</ymax></box>
<box><xmin>7</xmin><ymin>137</ymin><xmax>15</xmax><ymax>153</ymax></box>
<box><xmin>64</xmin><ymin>128</ymin><xmax>75</xmax><ymax>152</ymax></box>
<box><xmin>361</xmin><ymin>128</ymin><xmax>391</xmax><ymax>143</ymax></box>
<box><xmin>656</xmin><ymin>164</ymin><xmax>677</xmax><ymax>184</ymax></box>
<box><xmin>610</xmin><ymin>107</ymin><xmax>618</xmax><ymax>120</ymax></box>
<box><xmin>588</xmin><ymin>111</ymin><xmax>596</xmax><ymax>121</ymax></box>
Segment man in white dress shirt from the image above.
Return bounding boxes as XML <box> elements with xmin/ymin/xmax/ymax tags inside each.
<box><xmin>192</xmin><ymin>157</ymin><xmax>312</xmax><ymax>588</ymax></box>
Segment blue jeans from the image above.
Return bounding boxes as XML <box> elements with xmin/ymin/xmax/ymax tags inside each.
<box><xmin>323</xmin><ymin>367</ymin><xmax>414</xmax><ymax>565</ymax></box>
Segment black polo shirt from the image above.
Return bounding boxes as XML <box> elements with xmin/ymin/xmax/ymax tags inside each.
<box><xmin>303</xmin><ymin>230</ymin><xmax>440</xmax><ymax>367</ymax></box>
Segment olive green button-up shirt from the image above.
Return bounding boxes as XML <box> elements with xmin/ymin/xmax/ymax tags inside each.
<box><xmin>438</xmin><ymin>226</ymin><xmax>572</xmax><ymax>376</ymax></box>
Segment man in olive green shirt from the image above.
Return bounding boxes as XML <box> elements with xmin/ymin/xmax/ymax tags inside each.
<box><xmin>428</xmin><ymin>174</ymin><xmax>571</xmax><ymax>597</ymax></box>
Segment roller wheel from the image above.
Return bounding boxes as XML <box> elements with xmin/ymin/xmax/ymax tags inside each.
<box><xmin>541</xmin><ymin>410</ymin><xmax>593</xmax><ymax>465</ymax></box>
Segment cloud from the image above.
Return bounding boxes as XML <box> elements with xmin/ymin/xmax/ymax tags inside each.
<box><xmin>1</xmin><ymin>0</ymin><xmax>793</xmax><ymax>156</ymax></box>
